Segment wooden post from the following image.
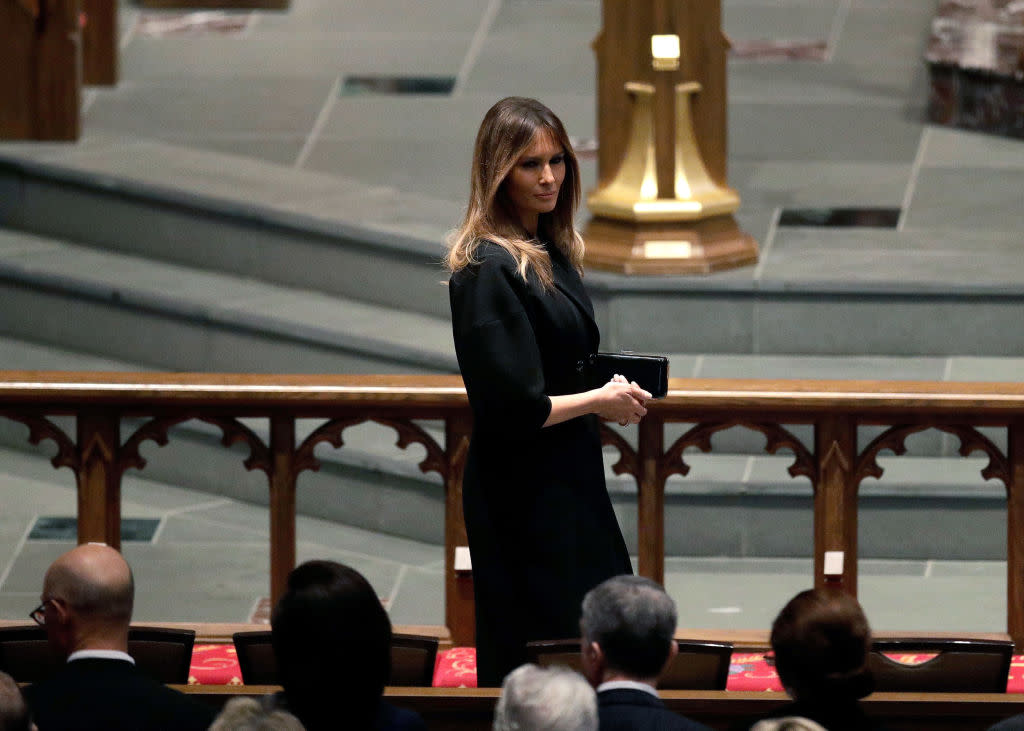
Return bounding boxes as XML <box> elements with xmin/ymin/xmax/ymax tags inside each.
<box><xmin>81</xmin><ymin>0</ymin><xmax>117</xmax><ymax>85</ymax></box>
<box><xmin>0</xmin><ymin>0</ymin><xmax>81</xmax><ymax>139</ymax></box>
<box><xmin>1007</xmin><ymin>422</ymin><xmax>1024</xmax><ymax>650</ymax></box>
<box><xmin>444</xmin><ymin>415</ymin><xmax>475</xmax><ymax>646</ymax></box>
<box><xmin>637</xmin><ymin>415</ymin><xmax>665</xmax><ymax>583</ymax></box>
<box><xmin>814</xmin><ymin>415</ymin><xmax>858</xmax><ymax>594</ymax></box>
<box><xmin>268</xmin><ymin>414</ymin><xmax>296</xmax><ymax>608</ymax></box>
<box><xmin>75</xmin><ymin>410</ymin><xmax>120</xmax><ymax>547</ymax></box>
<box><xmin>586</xmin><ymin>0</ymin><xmax>756</xmax><ymax>275</ymax></box>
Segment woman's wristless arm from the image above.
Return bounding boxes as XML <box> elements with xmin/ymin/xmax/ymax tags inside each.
<box><xmin>542</xmin><ymin>378</ymin><xmax>652</xmax><ymax>428</ymax></box>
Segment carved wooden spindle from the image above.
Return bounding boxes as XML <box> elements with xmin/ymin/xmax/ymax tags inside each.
<box><xmin>638</xmin><ymin>415</ymin><xmax>666</xmax><ymax>582</ymax></box>
<box><xmin>1008</xmin><ymin>422</ymin><xmax>1024</xmax><ymax>650</ymax></box>
<box><xmin>444</xmin><ymin>414</ymin><xmax>473</xmax><ymax>646</ymax></box>
<box><xmin>75</xmin><ymin>410</ymin><xmax>121</xmax><ymax>548</ymax></box>
<box><xmin>268</xmin><ymin>415</ymin><xmax>297</xmax><ymax>607</ymax></box>
<box><xmin>814</xmin><ymin>415</ymin><xmax>857</xmax><ymax>594</ymax></box>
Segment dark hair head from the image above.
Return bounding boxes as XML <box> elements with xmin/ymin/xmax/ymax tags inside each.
<box><xmin>580</xmin><ymin>575</ymin><xmax>677</xmax><ymax>679</ymax></box>
<box><xmin>271</xmin><ymin>561</ymin><xmax>391</xmax><ymax>730</ymax></box>
<box><xmin>447</xmin><ymin>97</ymin><xmax>585</xmax><ymax>289</ymax></box>
<box><xmin>770</xmin><ymin>588</ymin><xmax>874</xmax><ymax>703</ymax></box>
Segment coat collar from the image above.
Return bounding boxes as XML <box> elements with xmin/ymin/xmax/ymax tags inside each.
<box><xmin>546</xmin><ymin>242</ymin><xmax>600</xmax><ymax>347</ymax></box>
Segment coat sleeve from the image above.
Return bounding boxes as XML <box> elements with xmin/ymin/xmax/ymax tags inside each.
<box><xmin>449</xmin><ymin>248</ymin><xmax>552</xmax><ymax>435</ymax></box>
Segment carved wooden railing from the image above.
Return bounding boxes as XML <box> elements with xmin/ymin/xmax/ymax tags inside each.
<box><xmin>2</xmin><ymin>372</ymin><xmax>1024</xmax><ymax>648</ymax></box>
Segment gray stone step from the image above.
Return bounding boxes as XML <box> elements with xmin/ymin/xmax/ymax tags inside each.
<box><xmin>5</xmin><ymin>141</ymin><xmax>1024</xmax><ymax>358</ymax></box>
<box><xmin>0</xmin><ymin>227</ymin><xmax>457</xmax><ymax>374</ymax></box>
<box><xmin>0</xmin><ymin>138</ymin><xmax>456</xmax><ymax>321</ymax></box>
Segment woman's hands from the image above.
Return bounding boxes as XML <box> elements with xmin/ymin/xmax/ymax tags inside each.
<box><xmin>596</xmin><ymin>374</ymin><xmax>651</xmax><ymax>426</ymax></box>
<box><xmin>543</xmin><ymin>375</ymin><xmax>653</xmax><ymax>428</ymax></box>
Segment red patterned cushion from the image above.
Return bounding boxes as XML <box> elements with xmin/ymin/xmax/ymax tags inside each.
<box><xmin>433</xmin><ymin>647</ymin><xmax>478</xmax><ymax>688</ymax></box>
<box><xmin>185</xmin><ymin>644</ymin><xmax>1024</xmax><ymax>692</ymax></box>
<box><xmin>188</xmin><ymin>643</ymin><xmax>242</xmax><ymax>685</ymax></box>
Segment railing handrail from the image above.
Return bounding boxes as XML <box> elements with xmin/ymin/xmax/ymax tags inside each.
<box><xmin>2</xmin><ymin>371</ymin><xmax>1024</xmax><ymax>411</ymax></box>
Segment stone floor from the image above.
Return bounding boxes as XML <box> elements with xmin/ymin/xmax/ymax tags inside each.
<box><xmin>0</xmin><ymin>442</ymin><xmax>1008</xmax><ymax>635</ymax></box>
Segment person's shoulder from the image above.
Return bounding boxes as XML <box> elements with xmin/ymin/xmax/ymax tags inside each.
<box><xmin>377</xmin><ymin>700</ymin><xmax>427</xmax><ymax>731</ymax></box>
<box><xmin>450</xmin><ymin>240</ymin><xmax>522</xmax><ymax>289</ymax></box>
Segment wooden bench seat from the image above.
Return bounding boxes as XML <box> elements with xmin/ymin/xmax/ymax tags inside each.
<box><xmin>176</xmin><ymin>685</ymin><xmax>1024</xmax><ymax>731</ymax></box>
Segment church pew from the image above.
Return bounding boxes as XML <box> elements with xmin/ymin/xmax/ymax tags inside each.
<box><xmin>176</xmin><ymin>685</ymin><xmax>1024</xmax><ymax>731</ymax></box>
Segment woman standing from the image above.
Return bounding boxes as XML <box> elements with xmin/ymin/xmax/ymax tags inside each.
<box><xmin>447</xmin><ymin>97</ymin><xmax>650</xmax><ymax>686</ymax></box>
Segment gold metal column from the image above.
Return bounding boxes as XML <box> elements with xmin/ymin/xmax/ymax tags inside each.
<box><xmin>586</xmin><ymin>0</ymin><xmax>758</xmax><ymax>275</ymax></box>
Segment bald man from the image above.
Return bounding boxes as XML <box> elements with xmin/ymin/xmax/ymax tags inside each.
<box><xmin>22</xmin><ymin>544</ymin><xmax>214</xmax><ymax>731</ymax></box>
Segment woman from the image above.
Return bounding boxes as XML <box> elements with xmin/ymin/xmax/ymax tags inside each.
<box><xmin>736</xmin><ymin>588</ymin><xmax>882</xmax><ymax>731</ymax></box>
<box><xmin>447</xmin><ymin>97</ymin><xmax>650</xmax><ymax>686</ymax></box>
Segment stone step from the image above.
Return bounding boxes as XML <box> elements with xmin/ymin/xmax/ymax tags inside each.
<box><xmin>0</xmin><ymin>227</ymin><xmax>457</xmax><ymax>374</ymax></box>
<box><xmin>5</xmin><ymin>142</ymin><xmax>1024</xmax><ymax>358</ymax></box>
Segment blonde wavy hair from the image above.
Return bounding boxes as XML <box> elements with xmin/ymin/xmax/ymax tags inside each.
<box><xmin>446</xmin><ymin>97</ymin><xmax>585</xmax><ymax>290</ymax></box>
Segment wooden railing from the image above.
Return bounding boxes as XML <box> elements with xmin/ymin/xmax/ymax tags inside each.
<box><xmin>2</xmin><ymin>372</ymin><xmax>1023</xmax><ymax>648</ymax></box>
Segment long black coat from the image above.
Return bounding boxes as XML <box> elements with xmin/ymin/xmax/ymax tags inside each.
<box><xmin>449</xmin><ymin>240</ymin><xmax>632</xmax><ymax>687</ymax></box>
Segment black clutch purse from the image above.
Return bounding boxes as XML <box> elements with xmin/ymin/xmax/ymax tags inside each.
<box><xmin>580</xmin><ymin>351</ymin><xmax>669</xmax><ymax>399</ymax></box>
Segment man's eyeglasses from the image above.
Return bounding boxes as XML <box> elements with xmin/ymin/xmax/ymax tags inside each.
<box><xmin>30</xmin><ymin>600</ymin><xmax>52</xmax><ymax>626</ymax></box>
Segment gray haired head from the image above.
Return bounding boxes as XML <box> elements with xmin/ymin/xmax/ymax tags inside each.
<box><xmin>493</xmin><ymin>664</ymin><xmax>597</xmax><ymax>731</ymax></box>
<box><xmin>580</xmin><ymin>575</ymin><xmax>677</xmax><ymax>679</ymax></box>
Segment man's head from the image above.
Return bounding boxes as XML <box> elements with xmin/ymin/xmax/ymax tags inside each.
<box><xmin>38</xmin><ymin>543</ymin><xmax>134</xmax><ymax>658</ymax></box>
<box><xmin>0</xmin><ymin>671</ymin><xmax>35</xmax><ymax>731</ymax></box>
<box><xmin>579</xmin><ymin>575</ymin><xmax>677</xmax><ymax>687</ymax></box>
<box><xmin>493</xmin><ymin>664</ymin><xmax>597</xmax><ymax>731</ymax></box>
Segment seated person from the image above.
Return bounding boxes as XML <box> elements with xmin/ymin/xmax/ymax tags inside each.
<box><xmin>0</xmin><ymin>671</ymin><xmax>35</xmax><ymax>731</ymax></box>
<box><xmin>735</xmin><ymin>588</ymin><xmax>882</xmax><ymax>731</ymax></box>
<box><xmin>270</xmin><ymin>560</ymin><xmax>425</xmax><ymax>731</ymax></box>
<box><xmin>22</xmin><ymin>543</ymin><xmax>215</xmax><ymax>730</ymax></box>
<box><xmin>493</xmin><ymin>664</ymin><xmax>596</xmax><ymax>731</ymax></box>
<box><xmin>579</xmin><ymin>575</ymin><xmax>710</xmax><ymax>730</ymax></box>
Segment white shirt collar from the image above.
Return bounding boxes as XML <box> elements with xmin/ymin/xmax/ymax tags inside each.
<box><xmin>67</xmin><ymin>649</ymin><xmax>135</xmax><ymax>664</ymax></box>
<box><xmin>596</xmin><ymin>679</ymin><xmax>659</xmax><ymax>697</ymax></box>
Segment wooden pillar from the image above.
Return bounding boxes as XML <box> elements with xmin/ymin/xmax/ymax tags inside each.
<box><xmin>81</xmin><ymin>0</ymin><xmax>117</xmax><ymax>85</ymax></box>
<box><xmin>637</xmin><ymin>415</ymin><xmax>665</xmax><ymax>583</ymax></box>
<box><xmin>1007</xmin><ymin>422</ymin><xmax>1024</xmax><ymax>650</ymax></box>
<box><xmin>814</xmin><ymin>415</ymin><xmax>857</xmax><ymax>594</ymax></box>
<box><xmin>444</xmin><ymin>415</ymin><xmax>475</xmax><ymax>646</ymax></box>
<box><xmin>586</xmin><ymin>0</ymin><xmax>756</xmax><ymax>275</ymax></box>
<box><xmin>75</xmin><ymin>410</ymin><xmax>120</xmax><ymax>547</ymax></box>
<box><xmin>0</xmin><ymin>0</ymin><xmax>81</xmax><ymax>139</ymax></box>
<box><xmin>268</xmin><ymin>414</ymin><xmax>296</xmax><ymax>607</ymax></box>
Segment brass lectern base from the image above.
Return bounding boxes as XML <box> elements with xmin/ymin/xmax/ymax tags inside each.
<box><xmin>583</xmin><ymin>215</ymin><xmax>759</xmax><ymax>275</ymax></box>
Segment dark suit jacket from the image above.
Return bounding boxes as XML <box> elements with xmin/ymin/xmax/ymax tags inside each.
<box><xmin>450</xmin><ymin>241</ymin><xmax>632</xmax><ymax>686</ymax></box>
<box><xmin>598</xmin><ymin>687</ymin><xmax>712</xmax><ymax>731</ymax></box>
<box><xmin>23</xmin><ymin>658</ymin><xmax>215</xmax><ymax>731</ymax></box>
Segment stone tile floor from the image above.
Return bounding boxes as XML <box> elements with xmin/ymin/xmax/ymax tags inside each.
<box><xmin>0</xmin><ymin>443</ymin><xmax>1009</xmax><ymax>635</ymax></box>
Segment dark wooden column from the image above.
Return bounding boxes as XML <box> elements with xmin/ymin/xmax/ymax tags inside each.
<box><xmin>76</xmin><ymin>410</ymin><xmax>121</xmax><ymax>547</ymax></box>
<box><xmin>0</xmin><ymin>0</ymin><xmax>81</xmax><ymax>139</ymax></box>
<box><xmin>1007</xmin><ymin>421</ymin><xmax>1024</xmax><ymax>649</ymax></box>
<box><xmin>81</xmin><ymin>0</ymin><xmax>117</xmax><ymax>85</ymax></box>
<box><xmin>637</xmin><ymin>415</ymin><xmax>666</xmax><ymax>582</ymax></box>
<box><xmin>814</xmin><ymin>415</ymin><xmax>857</xmax><ymax>593</ymax></box>
<box><xmin>445</xmin><ymin>415</ymin><xmax>474</xmax><ymax>646</ymax></box>
<box><xmin>268</xmin><ymin>414</ymin><xmax>297</xmax><ymax>607</ymax></box>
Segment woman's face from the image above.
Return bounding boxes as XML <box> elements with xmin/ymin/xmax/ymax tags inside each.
<box><xmin>503</xmin><ymin>129</ymin><xmax>566</xmax><ymax>235</ymax></box>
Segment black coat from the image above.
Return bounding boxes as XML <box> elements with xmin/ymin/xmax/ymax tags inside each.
<box><xmin>449</xmin><ymin>240</ymin><xmax>632</xmax><ymax>687</ymax></box>
<box><xmin>598</xmin><ymin>688</ymin><xmax>712</xmax><ymax>731</ymax></box>
<box><xmin>23</xmin><ymin>658</ymin><xmax>215</xmax><ymax>731</ymax></box>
